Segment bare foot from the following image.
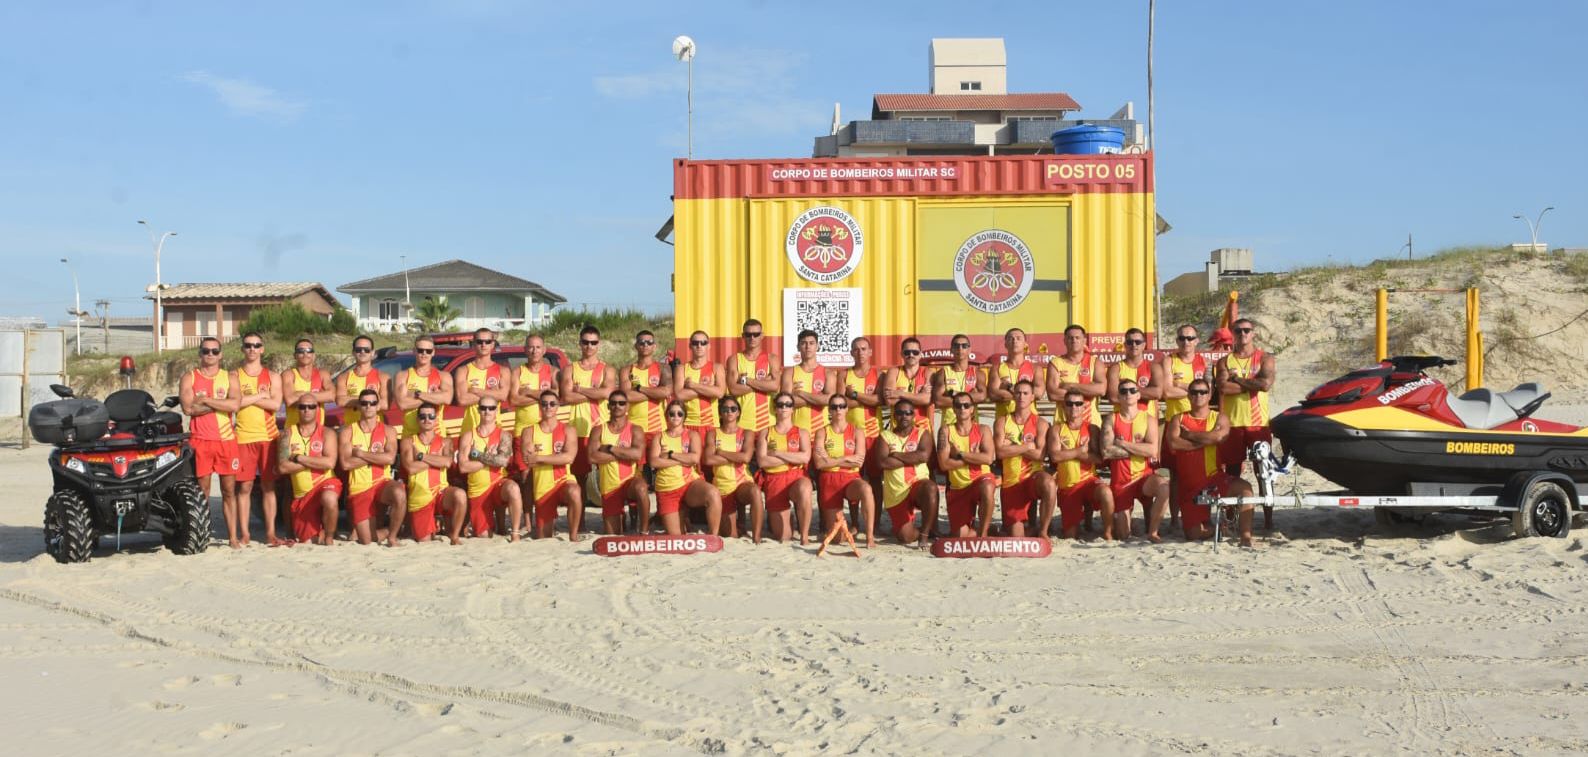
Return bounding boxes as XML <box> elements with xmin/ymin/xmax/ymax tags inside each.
<box><xmin>228</xmin><ymin>539</ymin><xmax>241</xmax><ymax>549</ymax></box>
<box><xmin>1147</xmin><ymin>532</ymin><xmax>1162</xmax><ymax>544</ymax></box>
<box><xmin>865</xmin><ymin>536</ymin><xmax>876</xmax><ymax>549</ymax></box>
<box><xmin>569</xmin><ymin>534</ymin><xmax>583</xmax><ymax>543</ymax></box>
<box><xmin>1239</xmin><ymin>535</ymin><xmax>1255</xmax><ymax>548</ymax></box>
<box><xmin>240</xmin><ymin>533</ymin><xmax>251</xmax><ymax>546</ymax></box>
<box><xmin>386</xmin><ymin>537</ymin><xmax>400</xmax><ymax>547</ymax></box>
<box><xmin>449</xmin><ymin>536</ymin><xmax>461</xmax><ymax>545</ymax></box>
<box><xmin>509</xmin><ymin>533</ymin><xmax>520</xmax><ymax>543</ymax></box>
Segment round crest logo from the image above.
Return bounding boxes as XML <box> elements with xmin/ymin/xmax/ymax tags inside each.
<box><xmin>786</xmin><ymin>206</ymin><xmax>864</xmax><ymax>283</ymax></box>
<box><xmin>954</xmin><ymin>229</ymin><xmax>1035</xmax><ymax>314</ymax></box>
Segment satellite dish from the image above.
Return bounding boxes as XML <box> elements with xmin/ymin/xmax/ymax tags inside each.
<box><xmin>672</xmin><ymin>35</ymin><xmax>696</xmax><ymax>62</ymax></box>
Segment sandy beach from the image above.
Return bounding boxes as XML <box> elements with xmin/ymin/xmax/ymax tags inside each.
<box><xmin>3</xmin><ymin>430</ymin><xmax>1587</xmax><ymax>756</ymax></box>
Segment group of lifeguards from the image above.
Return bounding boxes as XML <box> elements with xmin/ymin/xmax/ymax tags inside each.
<box><xmin>180</xmin><ymin>316</ymin><xmax>1277</xmax><ymax>550</ymax></box>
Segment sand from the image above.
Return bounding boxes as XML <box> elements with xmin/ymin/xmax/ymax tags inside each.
<box><xmin>4</xmin><ymin>423</ymin><xmax>1588</xmax><ymax>756</ymax></box>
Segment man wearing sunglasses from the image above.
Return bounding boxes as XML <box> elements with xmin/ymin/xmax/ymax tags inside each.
<box><xmin>931</xmin><ymin>334</ymin><xmax>986</xmax><ymax>430</ymax></box>
<box><xmin>1101</xmin><ymin>379</ymin><xmax>1169</xmax><ymax>542</ymax></box>
<box><xmin>181</xmin><ymin>336</ymin><xmax>240</xmax><ymax>547</ymax></box>
<box><xmin>1166</xmin><ymin>378</ymin><xmax>1254</xmax><ymax>546</ymax></box>
<box><xmin>1106</xmin><ymin>327</ymin><xmax>1160</xmax><ymax>417</ymax></box>
<box><xmin>1153</xmin><ymin>324</ymin><xmax>1208</xmax><ymax>528</ymax></box>
<box><xmin>283</xmin><ymin>338</ymin><xmax>331</xmax><ymax>428</ymax></box>
<box><xmin>394</xmin><ymin>335</ymin><xmax>454</xmax><ymax>438</ymax></box>
<box><xmin>233</xmin><ymin>331</ymin><xmax>283</xmax><ymax>546</ymax></box>
<box><xmin>521</xmin><ymin>390</ymin><xmax>583</xmax><ymax>540</ymax></box>
<box><xmin>510</xmin><ymin>334</ymin><xmax>560</xmax><ymax>485</ymax></box>
<box><xmin>814</xmin><ymin>394</ymin><xmax>874</xmax><ymax>548</ymax></box>
<box><xmin>996</xmin><ymin>380</ymin><xmax>1058</xmax><ymax>539</ymax></box>
<box><xmin>623</xmin><ymin>329</ymin><xmax>673</xmax><ymax>450</ymax></box>
<box><xmin>1046</xmin><ymin>324</ymin><xmax>1106</xmax><ymax>425</ymax></box>
<box><xmin>1213</xmin><ymin>317</ymin><xmax>1276</xmax><ymax>530</ymax></box>
<box><xmin>704</xmin><ymin>397</ymin><xmax>762</xmax><ymax>541</ymax></box>
<box><xmin>987</xmin><ymin>327</ymin><xmax>1039</xmax><ymax>427</ymax></box>
<box><xmin>876</xmin><ymin>398</ymin><xmax>938</xmax><ymax>548</ymax></box>
<box><xmin>671</xmin><ymin>329</ymin><xmax>721</xmax><ymax>455</ymax></box>
<box><xmin>589</xmin><ymin>394</ymin><xmax>649</xmax><ymax>535</ymax></box>
<box><xmin>783</xmin><ymin>329</ymin><xmax>833</xmax><ymax>444</ymax></box>
<box><xmin>455</xmin><ymin>327</ymin><xmax>508</xmax><ymax>436</ymax></box>
<box><xmin>335</xmin><ymin>334</ymin><xmax>387</xmax><ymax>415</ymax></box>
<box><xmin>726</xmin><ymin>318</ymin><xmax>780</xmax><ymax>434</ymax></box>
<box><xmin>938</xmin><ymin>391</ymin><xmax>997</xmax><ymax>538</ymax></box>
<box><xmin>838</xmin><ymin>336</ymin><xmax>885</xmax><ymax>525</ymax></box>
<box><xmin>756</xmin><ymin>392</ymin><xmax>813</xmax><ymax>543</ymax></box>
<box><xmin>457</xmin><ymin>395</ymin><xmax>522</xmax><ymax>541</ymax></box>
<box><xmin>884</xmin><ymin>337</ymin><xmax>932</xmax><ymax>437</ymax></box>
<box><xmin>339</xmin><ymin>388</ymin><xmax>404</xmax><ymax>545</ymax></box>
<box><xmin>1048</xmin><ymin>388</ymin><xmax>1112</xmax><ymax>540</ymax></box>
<box><xmin>398</xmin><ymin>402</ymin><xmax>467</xmax><ymax>544</ymax></box>
<box><xmin>277</xmin><ymin>395</ymin><xmax>341</xmax><ymax>545</ymax></box>
<box><xmin>561</xmin><ymin>325</ymin><xmax>615</xmax><ymax>489</ymax></box>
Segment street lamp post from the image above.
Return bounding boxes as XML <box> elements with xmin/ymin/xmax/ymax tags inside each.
<box><xmin>1512</xmin><ymin>206</ymin><xmax>1554</xmax><ymax>254</ymax></box>
<box><xmin>60</xmin><ymin>257</ymin><xmax>84</xmax><ymax>355</ymax></box>
<box><xmin>138</xmin><ymin>220</ymin><xmax>178</xmax><ymax>354</ymax></box>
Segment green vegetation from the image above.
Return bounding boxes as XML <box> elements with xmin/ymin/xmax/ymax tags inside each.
<box><xmin>413</xmin><ymin>297</ymin><xmax>461</xmax><ymax>333</ymax></box>
<box><xmin>239</xmin><ymin>302</ymin><xmax>356</xmax><ymax>337</ymax></box>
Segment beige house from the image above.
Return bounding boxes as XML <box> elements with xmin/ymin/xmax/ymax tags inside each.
<box><xmin>148</xmin><ymin>282</ymin><xmax>340</xmax><ymax>350</ymax></box>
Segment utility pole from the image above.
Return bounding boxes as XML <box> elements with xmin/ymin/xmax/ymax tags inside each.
<box><xmin>96</xmin><ymin>299</ymin><xmax>111</xmax><ymax>353</ymax></box>
<box><xmin>1402</xmin><ymin>233</ymin><xmax>1413</xmax><ymax>261</ymax></box>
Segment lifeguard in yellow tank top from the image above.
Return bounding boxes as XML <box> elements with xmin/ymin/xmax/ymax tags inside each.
<box><xmin>734</xmin><ymin>351</ymin><xmax>775</xmax><ymax>432</ymax></box>
<box><xmin>458</xmin><ymin>361</ymin><xmax>504</xmax><ymax>434</ymax></box>
<box><xmin>1109</xmin><ymin>412</ymin><xmax>1154</xmax><ymax>486</ymax></box>
<box><xmin>680</xmin><ymin>361</ymin><xmax>717</xmax><ymax>430</ymax></box>
<box><xmin>1115</xmin><ymin>359</ymin><xmax>1157</xmax><ymax>417</ymax></box>
<box><xmin>285</xmin><ymin>367</ymin><xmax>326</xmax><ymax>427</ymax></box>
<box><xmin>1220</xmin><ymin>350</ymin><xmax>1270</xmax><ymax>427</ymax></box>
<box><xmin>407</xmin><ymin>435</ymin><xmax>447</xmax><ymax>510</ymax></box>
<box><xmin>514</xmin><ymin>362</ymin><xmax>556</xmax><ymax>431</ymax></box>
<box><xmin>937</xmin><ymin>364</ymin><xmax>982</xmax><ymax>426</ymax></box>
<box><xmin>189</xmin><ymin>369</ymin><xmax>236</xmax><ymax>441</ymax></box>
<box><xmin>233</xmin><ymin>369</ymin><xmax>273</xmax><ymax>444</ymax></box>
<box><xmin>653</xmin><ymin>431</ymin><xmax>698</xmax><ymax>493</ymax></box>
<box><xmin>346</xmin><ymin>423</ymin><xmax>390</xmax><ymax>497</ymax></box>
<box><xmin>889</xmin><ymin>364</ymin><xmax>932</xmax><ymax>434</ymax></box>
<box><xmin>344</xmin><ymin>367</ymin><xmax>383</xmax><ymax>407</ymax></box>
<box><xmin>465</xmin><ymin>426</ymin><xmax>506</xmax><ymax>499</ymax></box>
<box><xmin>943</xmin><ymin>424</ymin><xmax>990</xmax><ymax>490</ymax></box>
<box><xmin>843</xmin><ymin>366</ymin><xmax>880</xmax><ymax>438</ymax></box>
<box><xmin>790</xmin><ymin>363</ymin><xmax>828</xmax><ymax>434</ymax></box>
<box><xmin>820</xmin><ymin>423</ymin><xmax>861</xmax><ymax>475</ymax></box>
<box><xmin>1053</xmin><ymin>422</ymin><xmax>1096</xmax><ymax>489</ymax></box>
<box><xmin>711</xmin><ymin>429</ymin><xmax>753</xmax><ymax>494</ymax></box>
<box><xmin>595</xmin><ymin>422</ymin><xmax>639</xmax><ymax>498</ymax></box>
<box><xmin>287</xmin><ymin>425</ymin><xmax>332</xmax><ymax>499</ymax></box>
<box><xmin>761</xmin><ymin>426</ymin><xmax>802</xmax><ymax>475</ymax></box>
<box><xmin>526</xmin><ymin>422</ymin><xmax>574</xmax><ymax>499</ymax></box>
<box><xmin>993</xmin><ymin>359</ymin><xmax>1036</xmax><ymax>421</ymax></box>
<box><xmin>1048</xmin><ymin>353</ymin><xmax>1100</xmax><ymax>422</ymax></box>
<box><xmin>879</xmin><ymin>426</ymin><xmax>928</xmax><ymax>508</ymax></box>
<box><xmin>1162</xmin><ymin>353</ymin><xmax>1207</xmax><ymax>420</ymax></box>
<box><xmin>567</xmin><ymin>360</ymin><xmax>608</xmax><ymax>437</ymax></box>
<box><xmin>400</xmin><ymin>369</ymin><xmax>444</xmax><ymax>437</ymax></box>
<box><xmin>630</xmin><ymin>362</ymin><xmax>667</xmax><ymax>434</ymax></box>
<box><xmin>1000</xmin><ymin>414</ymin><xmax>1042</xmax><ymax>486</ymax></box>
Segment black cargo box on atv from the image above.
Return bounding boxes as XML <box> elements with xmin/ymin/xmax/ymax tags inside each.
<box><xmin>29</xmin><ymin>399</ymin><xmax>109</xmax><ymax>445</ymax></box>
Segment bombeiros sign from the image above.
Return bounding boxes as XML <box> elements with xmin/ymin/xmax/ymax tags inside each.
<box><xmin>593</xmin><ymin>534</ymin><xmax>724</xmax><ymax>556</ymax></box>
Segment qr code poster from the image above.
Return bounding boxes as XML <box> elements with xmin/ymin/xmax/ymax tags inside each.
<box><xmin>783</xmin><ymin>288</ymin><xmax>863</xmax><ymax>367</ymax></box>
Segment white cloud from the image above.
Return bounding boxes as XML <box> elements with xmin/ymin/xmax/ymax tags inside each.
<box><xmin>181</xmin><ymin>71</ymin><xmax>307</xmax><ymax>122</ymax></box>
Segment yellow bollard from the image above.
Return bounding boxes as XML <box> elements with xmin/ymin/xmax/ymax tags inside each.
<box><xmin>1465</xmin><ymin>288</ymin><xmax>1482</xmax><ymax>391</ymax></box>
<box><xmin>1375</xmin><ymin>288</ymin><xmax>1388</xmax><ymax>362</ymax></box>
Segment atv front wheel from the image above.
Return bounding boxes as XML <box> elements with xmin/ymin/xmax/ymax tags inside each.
<box><xmin>44</xmin><ymin>489</ymin><xmax>95</xmax><ymax>564</ymax></box>
<box><xmin>164</xmin><ymin>479</ymin><xmax>211</xmax><ymax>555</ymax></box>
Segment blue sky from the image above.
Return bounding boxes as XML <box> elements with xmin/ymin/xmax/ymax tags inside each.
<box><xmin>3</xmin><ymin>1</ymin><xmax>1584</xmax><ymax>321</ymax></box>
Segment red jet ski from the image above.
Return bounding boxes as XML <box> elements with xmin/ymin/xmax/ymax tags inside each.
<box><xmin>1271</xmin><ymin>355</ymin><xmax>1588</xmax><ymax>495</ymax></box>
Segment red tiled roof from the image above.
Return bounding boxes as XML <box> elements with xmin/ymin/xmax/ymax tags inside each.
<box><xmin>872</xmin><ymin>93</ymin><xmax>1081</xmax><ymax>116</ymax></box>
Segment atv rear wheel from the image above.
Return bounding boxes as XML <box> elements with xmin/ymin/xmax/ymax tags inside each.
<box><xmin>44</xmin><ymin>489</ymin><xmax>95</xmax><ymax>564</ymax></box>
<box><xmin>163</xmin><ymin>479</ymin><xmax>211</xmax><ymax>555</ymax></box>
<box><xmin>1512</xmin><ymin>482</ymin><xmax>1572</xmax><ymax>539</ymax></box>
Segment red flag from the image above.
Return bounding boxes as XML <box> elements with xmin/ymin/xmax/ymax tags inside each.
<box><xmin>1208</xmin><ymin>291</ymin><xmax>1239</xmax><ymax>349</ymax></box>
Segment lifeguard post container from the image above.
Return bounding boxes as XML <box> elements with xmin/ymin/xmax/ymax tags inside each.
<box><xmin>669</xmin><ymin>153</ymin><xmax>1155</xmax><ymax>365</ymax></box>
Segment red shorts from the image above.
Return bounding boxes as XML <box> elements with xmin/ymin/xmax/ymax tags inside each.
<box><xmin>761</xmin><ymin>469</ymin><xmax>807</xmax><ymax>513</ymax></box>
<box><xmin>408</xmin><ymin>490</ymin><xmax>445</xmax><ymax>541</ymax></box>
<box><xmin>571</xmin><ymin>436</ymin><xmax>592</xmax><ymax>477</ymax></box>
<box><xmin>884</xmin><ymin>480</ymin><xmax>935</xmax><ymax>534</ymax></box>
<box><xmin>946</xmin><ymin>474</ymin><xmax>995</xmax><ymax>532</ymax></box>
<box><xmin>601</xmin><ymin>477</ymin><xmax>641</xmax><ymax>517</ymax></box>
<box><xmin>535</xmin><ymin>482</ymin><xmax>571</xmax><ymax>525</ymax></box>
<box><xmin>817</xmin><ymin>470</ymin><xmax>861</xmax><ymax>511</ymax></box>
<box><xmin>235</xmin><ymin>440</ymin><xmax>277</xmax><ymax>484</ymax></box>
<box><xmin>1111</xmin><ymin>475</ymin><xmax>1152</xmax><ymax>514</ymax></box>
<box><xmin>1058</xmin><ymin>477</ymin><xmax>1106</xmax><ymax>531</ymax></box>
<box><xmin>1001</xmin><ymin>476</ymin><xmax>1039</xmax><ymax>525</ymax></box>
<box><xmin>193</xmin><ymin>437</ymin><xmax>240</xmax><ymax>479</ymax></box>
<box><xmin>1219</xmin><ymin>425</ymin><xmax>1273</xmax><ymax>469</ymax></box>
<box><xmin>290</xmin><ymin>478</ymin><xmax>343</xmax><ymax>542</ymax></box>
<box><xmin>346</xmin><ymin>479</ymin><xmax>392</xmax><ymax>525</ymax></box>
<box><xmin>1178</xmin><ymin>471</ymin><xmax>1237</xmax><ymax>530</ymax></box>
<box><xmin>655</xmin><ymin>484</ymin><xmax>689</xmax><ymax>516</ymax></box>
<box><xmin>467</xmin><ymin>479</ymin><xmax>508</xmax><ymax>536</ymax></box>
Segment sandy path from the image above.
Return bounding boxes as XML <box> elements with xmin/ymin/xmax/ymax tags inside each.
<box><xmin>3</xmin><ymin>439</ymin><xmax>1587</xmax><ymax>755</ymax></box>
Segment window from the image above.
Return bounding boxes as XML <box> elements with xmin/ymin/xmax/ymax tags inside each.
<box><xmin>899</xmin><ymin>115</ymin><xmax>951</xmax><ymax>122</ymax></box>
<box><xmin>463</xmin><ymin>296</ymin><xmax>485</xmax><ymax>319</ymax></box>
<box><xmin>959</xmin><ymin>81</ymin><xmax>981</xmax><ymax>91</ymax></box>
<box><xmin>379</xmin><ymin>298</ymin><xmax>401</xmax><ymax>320</ymax></box>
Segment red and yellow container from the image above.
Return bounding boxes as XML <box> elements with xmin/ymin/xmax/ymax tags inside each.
<box><xmin>671</xmin><ymin>153</ymin><xmax>1156</xmax><ymax>363</ymax></box>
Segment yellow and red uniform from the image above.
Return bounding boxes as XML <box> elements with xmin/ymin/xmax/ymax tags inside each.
<box><xmin>944</xmin><ymin>423</ymin><xmax>995</xmax><ymax>532</ymax></box>
<box><xmin>937</xmin><ymin>363</ymin><xmax>982</xmax><ymax>427</ymax></box>
<box><xmin>760</xmin><ymin>425</ymin><xmax>806</xmax><ymax>513</ymax></box>
<box><xmin>567</xmin><ymin>360</ymin><xmax>607</xmax><ymax>477</ymax></box>
<box><xmin>399</xmin><ymin>368</ymin><xmax>445</xmax><ymax>438</ymax></box>
<box><xmin>513</xmin><ymin>363</ymin><xmax>557</xmax><ymax>431</ymax></box>
<box><xmin>1115</xmin><ymin>358</ymin><xmax>1157</xmax><ymax>418</ymax></box>
<box><xmin>734</xmin><ymin>352</ymin><xmax>775</xmax><ymax>432</ymax></box>
<box><xmin>679</xmin><ymin>360</ymin><xmax>716</xmax><ymax>439</ymax></box>
<box><xmin>1162</xmin><ymin>353</ymin><xmax>1208</xmax><ymax>421</ymax></box>
<box><xmin>345</xmin><ymin>421</ymin><xmax>393</xmax><ymax>526</ymax></box>
<box><xmin>287</xmin><ymin>423</ymin><xmax>341</xmax><ymax>542</ymax></box>
<box><xmin>595</xmin><ymin>421</ymin><xmax>641</xmax><ymax>517</ymax></box>
<box><xmin>789</xmin><ymin>363</ymin><xmax>829</xmax><ymax>436</ymax></box>
<box><xmin>888</xmin><ymin>364</ymin><xmax>933</xmax><ymax>435</ymax></box>
<box><xmin>652</xmin><ymin>429</ymin><xmax>699</xmax><ymax>516</ymax></box>
<box><xmin>190</xmin><ymin>368</ymin><xmax>239</xmax><ymax>479</ymax></box>
<box><xmin>998</xmin><ymin>413</ymin><xmax>1044</xmax><ymax>524</ymax></box>
<box><xmin>816</xmin><ymin>423</ymin><xmax>862</xmax><ymax>511</ymax></box>
<box><xmin>344</xmin><ymin>366</ymin><xmax>384</xmax><ymax>407</ymax></box>
<box><xmin>456</xmin><ymin>360</ymin><xmax>504</xmax><ymax>435</ymax></box>
<box><xmin>284</xmin><ymin>367</ymin><xmax>326</xmax><ymax>427</ymax></box>
<box><xmin>1219</xmin><ymin>349</ymin><xmax>1272</xmax><ymax>468</ymax></box>
<box><xmin>1053</xmin><ymin>420</ymin><xmax>1104</xmax><ymax>530</ymax></box>
<box><xmin>1049</xmin><ymin>352</ymin><xmax>1101</xmax><ymax>423</ymax></box>
<box><xmin>1109</xmin><ymin>410</ymin><xmax>1155</xmax><ymax>510</ymax></box>
<box><xmin>526</xmin><ymin>421</ymin><xmax>575</xmax><ymax>525</ymax></box>
<box><xmin>405</xmin><ymin>434</ymin><xmax>447</xmax><ymax>541</ymax></box>
<box><xmin>629</xmin><ymin>361</ymin><xmax>668</xmax><ymax>439</ymax></box>
<box><xmin>1173</xmin><ymin>411</ymin><xmax>1235</xmax><ymax>530</ymax></box>
<box><xmin>879</xmin><ymin>425</ymin><xmax>929</xmax><ymax>533</ymax></box>
<box><xmin>993</xmin><ymin>357</ymin><xmax>1038</xmax><ymax>423</ymax></box>
<box><xmin>710</xmin><ymin>428</ymin><xmax>753</xmax><ymax>496</ymax></box>
<box><xmin>233</xmin><ymin>367</ymin><xmax>275</xmax><ymax>484</ymax></box>
<box><xmin>464</xmin><ymin>425</ymin><xmax>509</xmax><ymax>535</ymax></box>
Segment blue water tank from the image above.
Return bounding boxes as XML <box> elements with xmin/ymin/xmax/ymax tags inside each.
<box><xmin>1050</xmin><ymin>124</ymin><xmax>1126</xmax><ymax>155</ymax></box>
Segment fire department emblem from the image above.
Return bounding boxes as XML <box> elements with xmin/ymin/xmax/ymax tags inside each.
<box><xmin>786</xmin><ymin>206</ymin><xmax>864</xmax><ymax>283</ymax></box>
<box><xmin>954</xmin><ymin>229</ymin><xmax>1035</xmax><ymax>314</ymax></box>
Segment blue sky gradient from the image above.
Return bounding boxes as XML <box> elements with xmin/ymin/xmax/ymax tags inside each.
<box><xmin>3</xmin><ymin>1</ymin><xmax>1583</xmax><ymax>320</ymax></box>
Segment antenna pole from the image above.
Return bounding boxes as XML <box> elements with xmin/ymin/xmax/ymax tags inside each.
<box><xmin>687</xmin><ymin>55</ymin><xmax>693</xmax><ymax>159</ymax></box>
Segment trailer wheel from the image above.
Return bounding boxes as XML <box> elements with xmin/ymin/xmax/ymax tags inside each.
<box><xmin>1512</xmin><ymin>482</ymin><xmax>1573</xmax><ymax>539</ymax></box>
